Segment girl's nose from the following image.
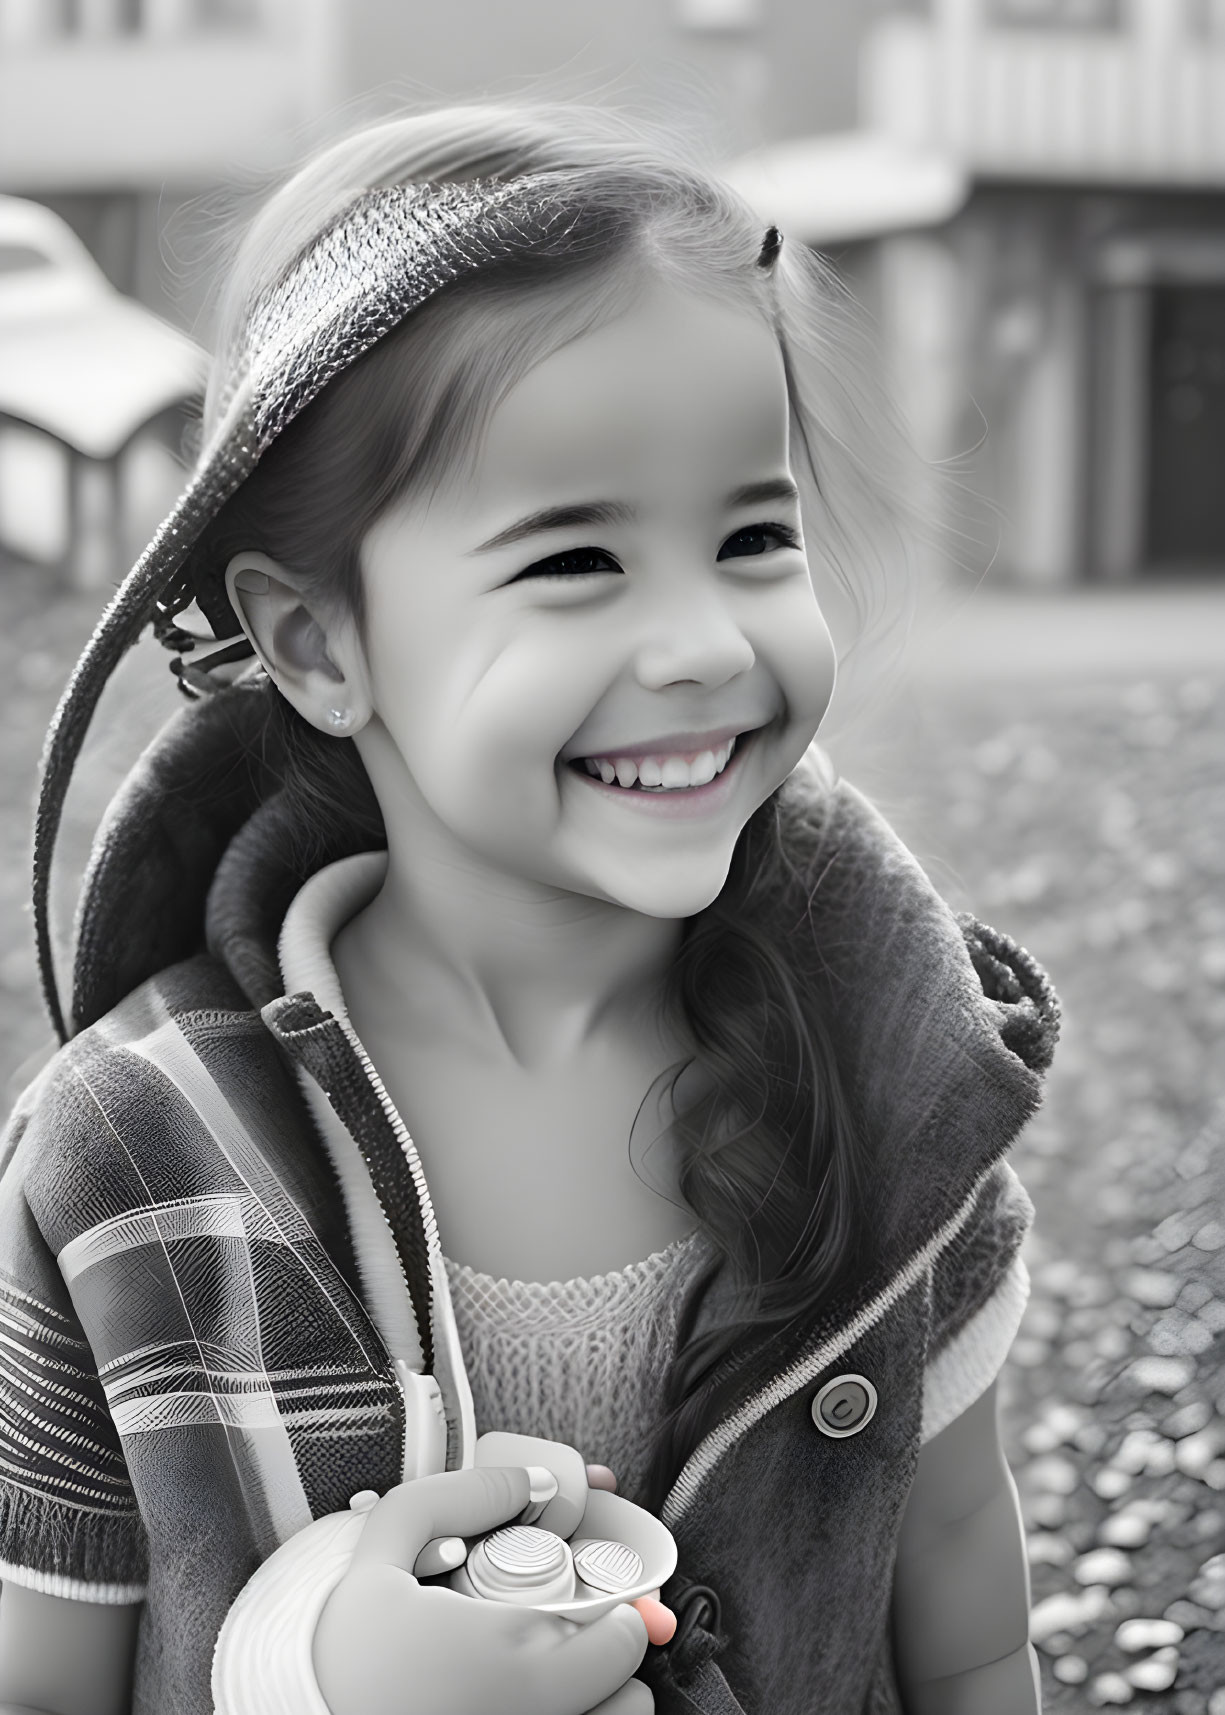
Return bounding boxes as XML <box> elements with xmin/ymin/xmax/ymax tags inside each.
<box><xmin>633</xmin><ymin>590</ymin><xmax>756</xmax><ymax>690</ymax></box>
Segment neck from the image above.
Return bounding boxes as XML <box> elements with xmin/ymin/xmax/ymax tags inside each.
<box><xmin>332</xmin><ymin>828</ymin><xmax>685</xmax><ymax>1073</ymax></box>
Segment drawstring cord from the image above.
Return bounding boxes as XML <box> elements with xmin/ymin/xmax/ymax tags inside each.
<box><xmin>660</xmin><ymin>1586</ymin><xmax>747</xmax><ymax>1715</ymax></box>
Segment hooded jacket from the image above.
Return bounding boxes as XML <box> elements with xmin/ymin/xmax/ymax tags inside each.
<box><xmin>0</xmin><ymin>687</ymin><xmax>1058</xmax><ymax>1715</ymax></box>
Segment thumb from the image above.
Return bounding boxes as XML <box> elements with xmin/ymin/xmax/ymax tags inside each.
<box><xmin>350</xmin><ymin>1467</ymin><xmax>553</xmax><ymax>1572</ymax></box>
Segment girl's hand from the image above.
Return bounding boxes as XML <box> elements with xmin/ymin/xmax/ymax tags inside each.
<box><xmin>313</xmin><ymin>1466</ymin><xmax>651</xmax><ymax>1715</ymax></box>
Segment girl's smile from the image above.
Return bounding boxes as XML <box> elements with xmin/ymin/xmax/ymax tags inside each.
<box><xmin>563</xmin><ymin>725</ymin><xmax>764</xmax><ymax>819</ymax></box>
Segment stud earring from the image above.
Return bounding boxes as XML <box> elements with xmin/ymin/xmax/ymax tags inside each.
<box><xmin>327</xmin><ymin>707</ymin><xmax>356</xmax><ymax>733</ymax></box>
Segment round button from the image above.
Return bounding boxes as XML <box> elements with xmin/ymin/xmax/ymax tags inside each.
<box><xmin>811</xmin><ymin>1374</ymin><xmax>877</xmax><ymax>1438</ymax></box>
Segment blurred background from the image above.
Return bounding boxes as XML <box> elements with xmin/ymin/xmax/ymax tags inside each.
<box><xmin>1</xmin><ymin>2</ymin><xmax>1224</xmax><ymax>1708</ymax></box>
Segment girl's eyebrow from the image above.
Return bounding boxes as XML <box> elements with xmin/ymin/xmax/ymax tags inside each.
<box><xmin>470</xmin><ymin>478</ymin><xmax>800</xmax><ymax>556</ymax></box>
<box><xmin>471</xmin><ymin>502</ymin><xmax>634</xmax><ymax>554</ymax></box>
<box><xmin>728</xmin><ymin>477</ymin><xmax>801</xmax><ymax>510</ymax></box>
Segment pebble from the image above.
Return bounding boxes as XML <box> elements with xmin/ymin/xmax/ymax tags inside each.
<box><xmin>1075</xmin><ymin>1421</ymin><xmax>1110</xmax><ymax>1455</ymax></box>
<box><xmin>1125</xmin><ymin>1647</ymin><xmax>1179</xmax><ymax>1692</ymax></box>
<box><xmin>1209</xmin><ymin>1692</ymin><xmax>1225</xmax><ymax>1715</ymax></box>
<box><xmin>1190</xmin><ymin>1555</ymin><xmax>1225</xmax><ymax>1611</ymax></box>
<box><xmin>1075</xmin><ymin>1548</ymin><xmax>1134</xmax><ymax>1587</ymax></box>
<box><xmin>1025</xmin><ymin>1453</ymin><xmax>1080</xmax><ymax>1495</ymax></box>
<box><xmin>1093</xmin><ymin>1467</ymin><xmax>1134</xmax><ymax>1500</ymax></box>
<box><xmin>1022</xmin><ymin>1299</ymin><xmax>1064</xmax><ymax>1341</ymax></box>
<box><xmin>1151</xmin><ymin>1312</ymin><xmax>1216</xmax><ymax>1356</ymax></box>
<box><xmin>1022</xmin><ymin>1402</ymin><xmax>1086</xmax><ymax>1454</ymax></box>
<box><xmin>1037</xmin><ymin>1259</ymin><xmax>1084</xmax><ymax>1298</ymax></box>
<box><xmin>1166</xmin><ymin>1401</ymin><xmax>1214</xmax><ymax>1438</ymax></box>
<box><xmin>1112</xmin><ymin>1428</ymin><xmax>1175</xmax><ymax>1475</ymax></box>
<box><xmin>1193</xmin><ymin>1220</ymin><xmax>1225</xmax><ymax>1250</ymax></box>
<box><xmin>1126</xmin><ymin>1356</ymin><xmax>1196</xmax><ymax>1394</ymax></box>
<box><xmin>1176</xmin><ymin>1425</ymin><xmax>1225</xmax><ymax>1479</ymax></box>
<box><xmin>1115</xmin><ymin>1618</ymin><xmax>1184</xmax><ymax>1651</ymax></box>
<box><xmin>1124</xmin><ymin>1267</ymin><xmax>1181</xmax><ymax>1308</ymax></box>
<box><xmin>1088</xmin><ymin>1671</ymin><xmax>1135</xmax><ymax>1705</ymax></box>
<box><xmin>1165</xmin><ymin>1598</ymin><xmax>1214</xmax><ymax>1631</ymax></box>
<box><xmin>1053</xmin><ymin>1653</ymin><xmax>1089</xmax><ymax>1684</ymax></box>
<box><xmin>1027</xmin><ymin>1532</ymin><xmax>1073</xmax><ymax>1566</ymax></box>
<box><xmin>1099</xmin><ymin>1511</ymin><xmax>1153</xmax><ymax>1549</ymax></box>
<box><xmin>1153</xmin><ymin>1214</ymin><xmax>1194</xmax><ymax>1252</ymax></box>
<box><xmin>1031</xmin><ymin>1586</ymin><xmax>1113</xmax><ymax>1644</ymax></box>
<box><xmin>1094</xmin><ymin>1324</ymin><xmax>1131</xmax><ymax>1360</ymax></box>
<box><xmin>1027</xmin><ymin>1492</ymin><xmax>1069</xmax><ymax>1529</ymax></box>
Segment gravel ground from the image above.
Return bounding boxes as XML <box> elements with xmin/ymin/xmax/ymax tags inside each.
<box><xmin>829</xmin><ymin>655</ymin><xmax>1225</xmax><ymax>1712</ymax></box>
<box><xmin>0</xmin><ymin>557</ymin><xmax>1222</xmax><ymax>1709</ymax></box>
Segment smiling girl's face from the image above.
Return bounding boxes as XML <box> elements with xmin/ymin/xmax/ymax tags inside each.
<box><xmin>354</xmin><ymin>280</ymin><xmax>837</xmax><ymax>921</ymax></box>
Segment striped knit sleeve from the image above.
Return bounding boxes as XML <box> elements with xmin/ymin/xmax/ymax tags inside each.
<box><xmin>0</xmin><ymin>1059</ymin><xmax>148</xmax><ymax>1601</ymax></box>
<box><xmin>921</xmin><ymin>1160</ymin><xmax>1034</xmax><ymax>1445</ymax></box>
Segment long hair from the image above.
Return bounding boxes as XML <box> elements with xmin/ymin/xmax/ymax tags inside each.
<box><xmin>91</xmin><ymin>103</ymin><xmax>937</xmax><ymax>1497</ymax></box>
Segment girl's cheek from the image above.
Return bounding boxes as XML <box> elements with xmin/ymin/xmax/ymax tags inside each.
<box><xmin>775</xmin><ymin>601</ymin><xmax>837</xmax><ymax>733</ymax></box>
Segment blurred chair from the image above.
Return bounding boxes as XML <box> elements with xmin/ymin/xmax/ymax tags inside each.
<box><xmin>0</xmin><ymin>194</ymin><xmax>205</xmax><ymax>588</ymax></box>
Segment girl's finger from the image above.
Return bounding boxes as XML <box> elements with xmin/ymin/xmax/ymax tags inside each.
<box><xmin>630</xmin><ymin>1597</ymin><xmax>676</xmax><ymax>1647</ymax></box>
<box><xmin>585</xmin><ymin>1464</ymin><xmax>617</xmax><ymax>1492</ymax></box>
<box><xmin>411</xmin><ymin>1535</ymin><xmax>468</xmax><ymax>1578</ymax></box>
<box><xmin>584</xmin><ymin>1677</ymin><xmax>655</xmax><ymax>1714</ymax></box>
<box><xmin>351</xmin><ymin>1467</ymin><xmax>553</xmax><ymax>1572</ymax></box>
<box><xmin>538</xmin><ymin>1600</ymin><xmax>649</xmax><ymax>1715</ymax></box>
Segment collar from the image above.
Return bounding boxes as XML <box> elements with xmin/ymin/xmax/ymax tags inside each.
<box><xmin>276</xmin><ymin>848</ymin><xmax>387</xmax><ymax>1014</ymax></box>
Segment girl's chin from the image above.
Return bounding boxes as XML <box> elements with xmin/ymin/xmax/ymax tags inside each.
<box><xmin>589</xmin><ymin>861</ymin><xmax>734</xmax><ymax>921</ymax></box>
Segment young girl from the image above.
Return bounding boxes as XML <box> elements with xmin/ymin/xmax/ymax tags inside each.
<box><xmin>0</xmin><ymin>105</ymin><xmax>1057</xmax><ymax>1715</ymax></box>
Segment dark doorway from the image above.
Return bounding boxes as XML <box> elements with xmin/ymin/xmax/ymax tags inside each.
<box><xmin>1146</xmin><ymin>284</ymin><xmax>1225</xmax><ymax>569</ymax></box>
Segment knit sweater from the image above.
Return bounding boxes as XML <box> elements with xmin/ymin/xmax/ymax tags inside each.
<box><xmin>444</xmin><ymin>1236</ymin><xmax>702</xmax><ymax>1506</ymax></box>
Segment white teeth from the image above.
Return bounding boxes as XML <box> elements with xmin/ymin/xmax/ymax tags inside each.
<box><xmin>690</xmin><ymin>749</ymin><xmax>717</xmax><ymax>786</ymax></box>
<box><xmin>578</xmin><ymin>734</ymin><xmax>740</xmax><ymax>791</ymax></box>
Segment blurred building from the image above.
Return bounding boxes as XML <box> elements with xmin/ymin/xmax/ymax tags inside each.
<box><xmin>0</xmin><ymin>0</ymin><xmax>865</xmax><ymax>322</ymax></box>
<box><xmin>4</xmin><ymin>0</ymin><xmax>1225</xmax><ymax>582</ymax></box>
<box><xmin>843</xmin><ymin>0</ymin><xmax>1225</xmax><ymax>584</ymax></box>
<box><xmin>0</xmin><ymin>0</ymin><xmax>338</xmax><ymax>321</ymax></box>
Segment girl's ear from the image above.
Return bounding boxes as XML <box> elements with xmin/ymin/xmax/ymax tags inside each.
<box><xmin>224</xmin><ymin>550</ymin><xmax>371</xmax><ymax>736</ymax></box>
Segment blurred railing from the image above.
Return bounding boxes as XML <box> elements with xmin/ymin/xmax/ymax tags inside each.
<box><xmin>0</xmin><ymin>1</ymin><xmax>258</xmax><ymax>42</ymax></box>
<box><xmin>863</xmin><ymin>0</ymin><xmax>1225</xmax><ymax>183</ymax></box>
<box><xmin>0</xmin><ymin>0</ymin><xmax>338</xmax><ymax>189</ymax></box>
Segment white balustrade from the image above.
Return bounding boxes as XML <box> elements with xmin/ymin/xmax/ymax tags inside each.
<box><xmin>140</xmin><ymin>0</ymin><xmax>197</xmax><ymax>39</ymax></box>
<box><xmin>76</xmin><ymin>0</ymin><xmax>129</xmax><ymax>37</ymax></box>
<box><xmin>0</xmin><ymin>0</ymin><xmax>65</xmax><ymax>45</ymax></box>
<box><xmin>863</xmin><ymin>3</ymin><xmax>1225</xmax><ymax>182</ymax></box>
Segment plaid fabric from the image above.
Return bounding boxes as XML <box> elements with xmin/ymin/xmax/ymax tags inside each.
<box><xmin>0</xmin><ymin>765</ymin><xmax>1058</xmax><ymax>1714</ymax></box>
<box><xmin>0</xmin><ymin>965</ymin><xmax>404</xmax><ymax>1712</ymax></box>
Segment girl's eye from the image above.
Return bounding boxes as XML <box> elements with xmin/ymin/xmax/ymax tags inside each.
<box><xmin>717</xmin><ymin>522</ymin><xmax>802</xmax><ymax>561</ymax></box>
<box><xmin>509</xmin><ymin>547</ymin><xmax>622</xmax><ymax>583</ymax></box>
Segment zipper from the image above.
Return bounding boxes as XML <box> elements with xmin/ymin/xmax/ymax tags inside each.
<box><xmin>335</xmin><ymin>1014</ymin><xmax>443</xmax><ymax>1278</ymax></box>
<box><xmin>268</xmin><ymin>992</ymin><xmax>465</xmax><ymax>1477</ymax></box>
<box><xmin>330</xmin><ymin>1013</ymin><xmax>466</xmax><ymax>1477</ymax></box>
